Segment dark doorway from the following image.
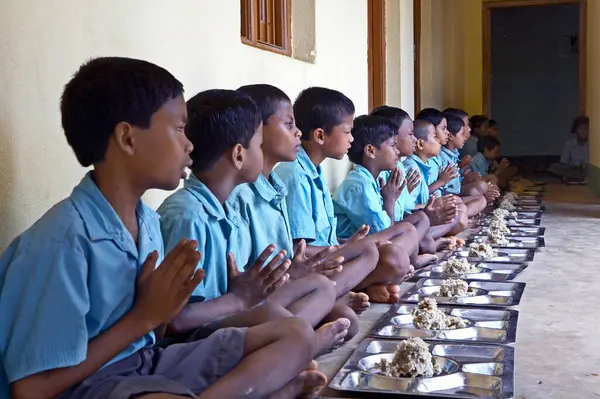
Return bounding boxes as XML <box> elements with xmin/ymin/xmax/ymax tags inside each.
<box><xmin>484</xmin><ymin>1</ymin><xmax>585</xmax><ymax>171</ymax></box>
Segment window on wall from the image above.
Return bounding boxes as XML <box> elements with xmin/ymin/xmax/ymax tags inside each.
<box><xmin>241</xmin><ymin>0</ymin><xmax>291</xmax><ymax>56</ymax></box>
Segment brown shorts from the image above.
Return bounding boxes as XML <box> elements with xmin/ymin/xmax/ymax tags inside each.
<box><xmin>60</xmin><ymin>327</ymin><xmax>247</xmax><ymax>399</ymax></box>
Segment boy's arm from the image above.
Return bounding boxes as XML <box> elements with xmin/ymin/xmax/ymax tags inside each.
<box><xmin>282</xmin><ymin>174</ymin><xmax>317</xmax><ymax>245</ymax></box>
<box><xmin>560</xmin><ymin>140</ymin><xmax>571</xmax><ymax>164</ymax></box>
<box><xmin>429</xmin><ymin>165</ymin><xmax>458</xmax><ymax>194</ymax></box>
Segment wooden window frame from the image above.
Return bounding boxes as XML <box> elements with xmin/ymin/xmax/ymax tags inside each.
<box><xmin>368</xmin><ymin>0</ymin><xmax>387</xmax><ymax>111</ymax></box>
<box><xmin>241</xmin><ymin>0</ymin><xmax>292</xmax><ymax>57</ymax></box>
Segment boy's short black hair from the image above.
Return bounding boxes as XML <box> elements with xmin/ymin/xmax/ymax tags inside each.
<box><xmin>293</xmin><ymin>87</ymin><xmax>355</xmax><ymax>140</ymax></box>
<box><xmin>478</xmin><ymin>135</ymin><xmax>501</xmax><ymax>153</ymax></box>
<box><xmin>186</xmin><ymin>89</ymin><xmax>261</xmax><ymax>172</ymax></box>
<box><xmin>445</xmin><ymin>114</ymin><xmax>465</xmax><ymax>135</ymax></box>
<box><xmin>570</xmin><ymin>115</ymin><xmax>589</xmax><ymax>133</ymax></box>
<box><xmin>237</xmin><ymin>84</ymin><xmax>291</xmax><ymax>124</ymax></box>
<box><xmin>443</xmin><ymin>108</ymin><xmax>468</xmax><ymax>119</ymax></box>
<box><xmin>348</xmin><ymin>115</ymin><xmax>398</xmax><ymax>165</ymax></box>
<box><xmin>469</xmin><ymin>115</ymin><xmax>489</xmax><ymax>131</ymax></box>
<box><xmin>369</xmin><ymin>106</ymin><xmax>410</xmax><ymax>129</ymax></box>
<box><xmin>415</xmin><ymin>108</ymin><xmax>445</xmax><ymax>128</ymax></box>
<box><xmin>413</xmin><ymin>119</ymin><xmax>434</xmax><ymax>141</ymax></box>
<box><xmin>489</xmin><ymin>119</ymin><xmax>498</xmax><ymax>128</ymax></box>
<box><xmin>61</xmin><ymin>57</ymin><xmax>184</xmax><ymax>167</ymax></box>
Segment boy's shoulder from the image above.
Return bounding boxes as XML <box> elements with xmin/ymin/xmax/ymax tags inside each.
<box><xmin>334</xmin><ymin>168</ymin><xmax>372</xmax><ymax>198</ymax></box>
<box><xmin>158</xmin><ymin>179</ymin><xmax>217</xmax><ymax>222</ymax></box>
<box><xmin>274</xmin><ymin>160</ymin><xmax>313</xmax><ymax>187</ymax></box>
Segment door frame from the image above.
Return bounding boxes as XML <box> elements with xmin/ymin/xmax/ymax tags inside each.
<box><xmin>414</xmin><ymin>0</ymin><xmax>422</xmax><ymax>113</ymax></box>
<box><xmin>368</xmin><ymin>0</ymin><xmax>386</xmax><ymax>111</ymax></box>
<box><xmin>482</xmin><ymin>0</ymin><xmax>587</xmax><ymax>116</ymax></box>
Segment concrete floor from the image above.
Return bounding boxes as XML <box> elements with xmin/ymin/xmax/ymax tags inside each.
<box><xmin>317</xmin><ymin>184</ymin><xmax>600</xmax><ymax>399</ymax></box>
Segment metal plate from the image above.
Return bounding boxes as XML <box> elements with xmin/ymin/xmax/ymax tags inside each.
<box><xmin>466</xmin><ymin>236</ymin><xmax>545</xmax><ymax>249</ymax></box>
<box><xmin>450</xmin><ymin>248</ymin><xmax>535</xmax><ymax>263</ymax></box>
<box><xmin>511</xmin><ymin>204</ymin><xmax>545</xmax><ymax>212</ymax></box>
<box><xmin>369</xmin><ymin>305</ymin><xmax>518</xmax><ymax>344</ymax></box>
<box><xmin>481</xmin><ymin>211</ymin><xmax>542</xmax><ymax>220</ymax></box>
<box><xmin>400</xmin><ymin>279</ymin><xmax>526</xmax><ymax>308</ymax></box>
<box><xmin>471</xmin><ymin>226</ymin><xmax>545</xmax><ymax>238</ymax></box>
<box><xmin>414</xmin><ymin>262</ymin><xmax>528</xmax><ymax>282</ymax></box>
<box><xmin>478</xmin><ymin>216</ymin><xmax>542</xmax><ymax>227</ymax></box>
<box><xmin>329</xmin><ymin>338</ymin><xmax>515</xmax><ymax>398</ymax></box>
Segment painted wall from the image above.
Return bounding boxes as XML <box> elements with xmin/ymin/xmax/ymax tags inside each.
<box><xmin>587</xmin><ymin>0</ymin><xmax>600</xmax><ymax>194</ymax></box>
<box><xmin>0</xmin><ymin>0</ymin><xmax>368</xmax><ymax>249</ymax></box>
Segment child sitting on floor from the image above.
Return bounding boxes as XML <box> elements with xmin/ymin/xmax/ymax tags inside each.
<box><xmin>0</xmin><ymin>57</ymin><xmax>325</xmax><ymax>399</ymax></box>
<box><xmin>158</xmin><ymin>89</ymin><xmax>350</xmax><ymax>356</ymax></box>
<box><xmin>227</xmin><ymin>84</ymin><xmax>371</xmax><ymax>337</ymax></box>
<box><xmin>549</xmin><ymin>115</ymin><xmax>589</xmax><ymax>184</ymax></box>
<box><xmin>332</xmin><ymin>114</ymin><xmax>438</xmax><ymax>268</ymax></box>
<box><xmin>275</xmin><ymin>87</ymin><xmax>412</xmax><ymax>304</ymax></box>
<box><xmin>461</xmin><ymin>114</ymin><xmax>490</xmax><ymax>158</ymax></box>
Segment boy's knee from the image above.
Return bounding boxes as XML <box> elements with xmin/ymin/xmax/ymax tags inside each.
<box><xmin>279</xmin><ymin>317</ymin><xmax>317</xmax><ymax>354</ymax></box>
<box><xmin>378</xmin><ymin>244</ymin><xmax>410</xmax><ymax>276</ymax></box>
<box><xmin>361</xmin><ymin>242</ymin><xmax>379</xmax><ymax>273</ymax></box>
<box><xmin>259</xmin><ymin>303</ymin><xmax>293</xmax><ymax>322</ymax></box>
<box><xmin>412</xmin><ymin>211</ymin><xmax>431</xmax><ymax>232</ymax></box>
<box><xmin>304</xmin><ymin>273</ymin><xmax>337</xmax><ymax>302</ymax></box>
<box><xmin>476</xmin><ymin>180</ymin><xmax>488</xmax><ymax>194</ymax></box>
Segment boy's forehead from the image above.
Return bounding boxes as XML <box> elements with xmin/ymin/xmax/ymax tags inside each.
<box><xmin>159</xmin><ymin>95</ymin><xmax>187</xmax><ymax>120</ymax></box>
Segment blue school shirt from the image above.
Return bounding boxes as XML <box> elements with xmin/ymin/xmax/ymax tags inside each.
<box><xmin>0</xmin><ymin>173</ymin><xmax>160</xmax><ymax>395</ymax></box>
<box><xmin>402</xmin><ymin>155</ymin><xmax>434</xmax><ymax>210</ymax></box>
<box><xmin>227</xmin><ymin>172</ymin><xmax>294</xmax><ymax>264</ymax></box>
<box><xmin>274</xmin><ymin>147</ymin><xmax>339</xmax><ymax>247</ymax></box>
<box><xmin>333</xmin><ymin>165</ymin><xmax>391</xmax><ymax>239</ymax></box>
<box><xmin>460</xmin><ymin>136</ymin><xmax>479</xmax><ymax>158</ymax></box>
<box><xmin>438</xmin><ymin>147</ymin><xmax>462</xmax><ymax>194</ymax></box>
<box><xmin>378</xmin><ymin>160</ymin><xmax>410</xmax><ymax>221</ymax></box>
<box><xmin>560</xmin><ymin>136</ymin><xmax>589</xmax><ymax>167</ymax></box>
<box><xmin>158</xmin><ymin>174</ymin><xmax>248</xmax><ymax>301</ymax></box>
<box><xmin>471</xmin><ymin>152</ymin><xmax>489</xmax><ymax>176</ymax></box>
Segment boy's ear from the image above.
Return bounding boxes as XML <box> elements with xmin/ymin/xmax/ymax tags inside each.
<box><xmin>312</xmin><ymin>128</ymin><xmax>325</xmax><ymax>145</ymax></box>
<box><xmin>416</xmin><ymin>138</ymin><xmax>426</xmax><ymax>151</ymax></box>
<box><xmin>364</xmin><ymin>144</ymin><xmax>376</xmax><ymax>159</ymax></box>
<box><xmin>114</xmin><ymin>122</ymin><xmax>136</xmax><ymax>156</ymax></box>
<box><xmin>231</xmin><ymin>143</ymin><xmax>244</xmax><ymax>171</ymax></box>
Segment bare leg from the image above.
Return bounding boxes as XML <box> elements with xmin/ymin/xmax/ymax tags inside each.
<box><xmin>402</xmin><ymin>211</ymin><xmax>436</xmax><ymax>254</ymax></box>
<box><xmin>199</xmin><ymin>318</ymin><xmax>317</xmax><ymax>398</ymax></box>
<box><xmin>217</xmin><ymin>303</ymin><xmax>293</xmax><ymax>329</ymax></box>
<box><xmin>356</xmin><ymin>244</ymin><xmax>411</xmax><ymax>303</ymax></box>
<box><xmin>460</xmin><ymin>195</ymin><xmax>487</xmax><ymax>217</ymax></box>
<box><xmin>327</xmin><ymin>240</ymin><xmax>379</xmax><ymax>297</ymax></box>
<box><xmin>461</xmin><ymin>180</ymin><xmax>489</xmax><ymax>196</ymax></box>
<box><xmin>267</xmin><ymin>274</ymin><xmax>337</xmax><ymax>327</ymax></box>
<box><xmin>268</xmin><ymin>360</ymin><xmax>327</xmax><ymax>399</ymax></box>
<box><xmin>449</xmin><ymin>200</ymin><xmax>468</xmax><ymax>236</ymax></box>
<box><xmin>337</xmin><ymin>292</ymin><xmax>370</xmax><ymax>315</ymax></box>
<box><xmin>321</xmin><ymin>302</ymin><xmax>360</xmax><ymax>341</ymax></box>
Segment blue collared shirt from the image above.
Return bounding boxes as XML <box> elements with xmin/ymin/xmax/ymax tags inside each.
<box><xmin>333</xmin><ymin>165</ymin><xmax>391</xmax><ymax>239</ymax></box>
<box><xmin>560</xmin><ymin>136</ymin><xmax>588</xmax><ymax>167</ymax></box>
<box><xmin>378</xmin><ymin>160</ymin><xmax>411</xmax><ymax>221</ymax></box>
<box><xmin>438</xmin><ymin>147</ymin><xmax>463</xmax><ymax>194</ymax></box>
<box><xmin>471</xmin><ymin>152</ymin><xmax>490</xmax><ymax>176</ymax></box>
<box><xmin>158</xmin><ymin>174</ymin><xmax>249</xmax><ymax>301</ymax></box>
<box><xmin>0</xmin><ymin>173</ymin><xmax>160</xmax><ymax>395</ymax></box>
<box><xmin>461</xmin><ymin>136</ymin><xmax>479</xmax><ymax>158</ymax></box>
<box><xmin>274</xmin><ymin>147</ymin><xmax>339</xmax><ymax>246</ymax></box>
<box><xmin>227</xmin><ymin>172</ymin><xmax>294</xmax><ymax>264</ymax></box>
<box><xmin>402</xmin><ymin>155</ymin><xmax>434</xmax><ymax>209</ymax></box>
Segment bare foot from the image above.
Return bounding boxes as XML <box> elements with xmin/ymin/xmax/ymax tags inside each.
<box><xmin>268</xmin><ymin>360</ymin><xmax>327</xmax><ymax>399</ymax></box>
<box><xmin>364</xmin><ymin>283</ymin><xmax>391</xmax><ymax>303</ymax></box>
<box><xmin>386</xmin><ymin>284</ymin><xmax>400</xmax><ymax>303</ymax></box>
<box><xmin>340</xmin><ymin>292</ymin><xmax>370</xmax><ymax>315</ymax></box>
<box><xmin>402</xmin><ymin>265</ymin><xmax>415</xmax><ymax>282</ymax></box>
<box><xmin>435</xmin><ymin>237</ymin><xmax>453</xmax><ymax>251</ymax></box>
<box><xmin>413</xmin><ymin>254</ymin><xmax>439</xmax><ymax>269</ymax></box>
<box><xmin>315</xmin><ymin>318</ymin><xmax>350</xmax><ymax>356</ymax></box>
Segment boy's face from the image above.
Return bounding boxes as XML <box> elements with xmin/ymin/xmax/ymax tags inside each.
<box><xmin>488</xmin><ymin>125</ymin><xmax>499</xmax><ymax>137</ymax></box>
<box><xmin>323</xmin><ymin>114</ymin><xmax>355</xmax><ymax>160</ymax></box>
<box><xmin>483</xmin><ymin>145</ymin><xmax>500</xmax><ymax>160</ymax></box>
<box><xmin>240</xmin><ymin>124</ymin><xmax>265</xmax><ymax>182</ymax></box>
<box><xmin>374</xmin><ymin>136</ymin><xmax>401</xmax><ymax>171</ymax></box>
<box><xmin>129</xmin><ymin>95</ymin><xmax>193</xmax><ymax>190</ymax></box>
<box><xmin>435</xmin><ymin>118</ymin><xmax>450</xmax><ymax>145</ymax></box>
<box><xmin>462</xmin><ymin>116</ymin><xmax>471</xmax><ymax>139</ymax></box>
<box><xmin>396</xmin><ymin>118</ymin><xmax>416</xmax><ymax>156</ymax></box>
<box><xmin>263</xmin><ymin>100</ymin><xmax>302</xmax><ymax>162</ymax></box>
<box><xmin>449</xmin><ymin>127</ymin><xmax>467</xmax><ymax>149</ymax></box>
<box><xmin>417</xmin><ymin>125</ymin><xmax>441</xmax><ymax>157</ymax></box>
<box><xmin>476</xmin><ymin>121</ymin><xmax>490</xmax><ymax>136</ymax></box>
<box><xmin>576</xmin><ymin>124</ymin><xmax>589</xmax><ymax>141</ymax></box>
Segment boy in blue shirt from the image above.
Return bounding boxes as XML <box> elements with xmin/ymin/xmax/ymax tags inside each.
<box><xmin>472</xmin><ymin>135</ymin><xmax>516</xmax><ymax>189</ymax></box>
<box><xmin>158</xmin><ymin>89</ymin><xmax>349</xmax><ymax>356</ymax></box>
<box><xmin>227</xmin><ymin>84</ymin><xmax>371</xmax><ymax>338</ymax></box>
<box><xmin>275</xmin><ymin>87</ymin><xmax>410</xmax><ymax>304</ymax></box>
<box><xmin>332</xmin><ymin>115</ymin><xmax>439</xmax><ymax>268</ymax></box>
<box><xmin>0</xmin><ymin>58</ymin><xmax>325</xmax><ymax>399</ymax></box>
<box><xmin>549</xmin><ymin>115</ymin><xmax>589</xmax><ymax>183</ymax></box>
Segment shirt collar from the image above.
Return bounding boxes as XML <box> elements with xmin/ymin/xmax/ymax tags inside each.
<box><xmin>253</xmin><ymin>172</ymin><xmax>287</xmax><ymax>204</ymax></box>
<box><xmin>352</xmin><ymin>164</ymin><xmax>379</xmax><ymax>191</ymax></box>
<box><xmin>70</xmin><ymin>172</ymin><xmax>158</xmax><ymax>254</ymax></box>
<box><xmin>411</xmin><ymin>154</ymin><xmax>433</xmax><ymax>173</ymax></box>
<box><xmin>184</xmin><ymin>174</ymin><xmax>227</xmax><ymax>221</ymax></box>
<box><xmin>297</xmin><ymin>146</ymin><xmax>321</xmax><ymax>180</ymax></box>
<box><xmin>441</xmin><ymin>147</ymin><xmax>459</xmax><ymax>160</ymax></box>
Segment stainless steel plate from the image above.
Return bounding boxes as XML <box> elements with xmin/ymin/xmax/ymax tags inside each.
<box><xmin>414</xmin><ymin>262</ymin><xmax>528</xmax><ymax>282</ymax></box>
<box><xmin>330</xmin><ymin>338</ymin><xmax>515</xmax><ymax>398</ymax></box>
<box><xmin>466</xmin><ymin>236</ymin><xmax>545</xmax><ymax>249</ymax></box>
<box><xmin>369</xmin><ymin>304</ymin><xmax>518</xmax><ymax>344</ymax></box>
<box><xmin>471</xmin><ymin>226</ymin><xmax>545</xmax><ymax>238</ymax></box>
<box><xmin>481</xmin><ymin>211</ymin><xmax>542</xmax><ymax>220</ymax></box>
<box><xmin>511</xmin><ymin>204</ymin><xmax>545</xmax><ymax>212</ymax></box>
<box><xmin>479</xmin><ymin>216</ymin><xmax>542</xmax><ymax>227</ymax></box>
<box><xmin>450</xmin><ymin>248</ymin><xmax>535</xmax><ymax>263</ymax></box>
<box><xmin>400</xmin><ymin>279</ymin><xmax>526</xmax><ymax>308</ymax></box>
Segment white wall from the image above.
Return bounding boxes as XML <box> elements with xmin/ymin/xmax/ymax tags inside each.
<box><xmin>0</xmin><ymin>0</ymin><xmax>368</xmax><ymax>249</ymax></box>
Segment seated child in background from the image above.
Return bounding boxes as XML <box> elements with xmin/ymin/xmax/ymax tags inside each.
<box><xmin>460</xmin><ymin>114</ymin><xmax>490</xmax><ymax>158</ymax></box>
<box><xmin>332</xmin><ymin>114</ymin><xmax>438</xmax><ymax>268</ymax></box>
<box><xmin>370</xmin><ymin>106</ymin><xmax>459</xmax><ymax>251</ymax></box>
<box><xmin>227</xmin><ymin>84</ymin><xmax>370</xmax><ymax>338</ymax></box>
<box><xmin>549</xmin><ymin>115</ymin><xmax>589</xmax><ymax>184</ymax></box>
<box><xmin>158</xmin><ymin>89</ymin><xmax>350</xmax><ymax>356</ymax></box>
<box><xmin>488</xmin><ymin>119</ymin><xmax>499</xmax><ymax>137</ymax></box>
<box><xmin>404</xmin><ymin>119</ymin><xmax>470</xmax><ymax>237</ymax></box>
<box><xmin>472</xmin><ymin>135</ymin><xmax>517</xmax><ymax>189</ymax></box>
<box><xmin>437</xmin><ymin>113</ymin><xmax>488</xmax><ymax>217</ymax></box>
<box><xmin>275</xmin><ymin>87</ymin><xmax>411</xmax><ymax>304</ymax></box>
<box><xmin>0</xmin><ymin>57</ymin><xmax>325</xmax><ymax>399</ymax></box>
